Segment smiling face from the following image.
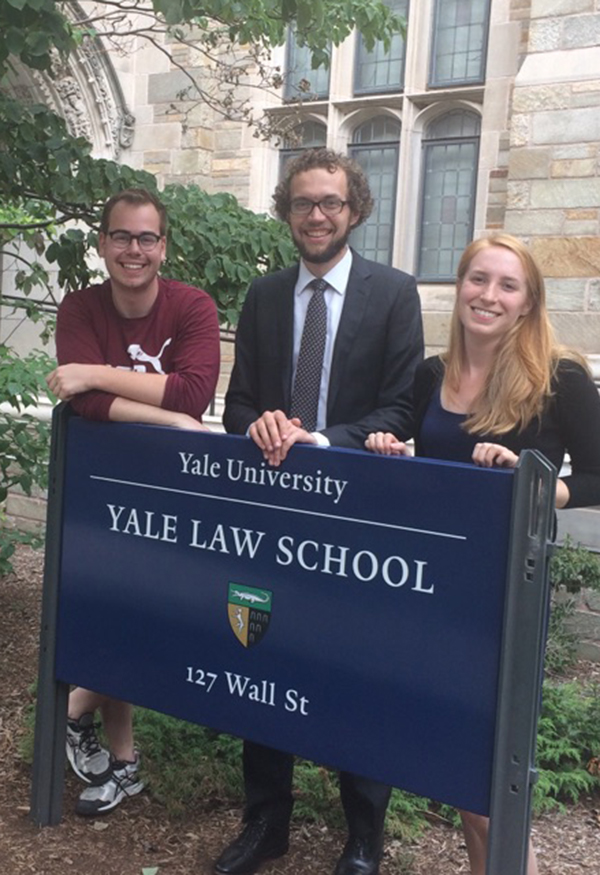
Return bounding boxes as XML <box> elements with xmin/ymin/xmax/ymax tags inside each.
<box><xmin>98</xmin><ymin>201</ymin><xmax>166</xmax><ymax>314</ymax></box>
<box><xmin>457</xmin><ymin>245</ymin><xmax>532</xmax><ymax>347</ymax></box>
<box><xmin>287</xmin><ymin>167</ymin><xmax>360</xmax><ymax>276</ymax></box>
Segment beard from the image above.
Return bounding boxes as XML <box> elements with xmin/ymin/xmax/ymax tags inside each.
<box><xmin>292</xmin><ymin>229</ymin><xmax>352</xmax><ymax>266</ymax></box>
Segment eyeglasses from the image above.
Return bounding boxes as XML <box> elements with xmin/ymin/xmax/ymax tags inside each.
<box><xmin>107</xmin><ymin>230</ymin><xmax>163</xmax><ymax>251</ymax></box>
<box><xmin>289</xmin><ymin>197</ymin><xmax>348</xmax><ymax>216</ymax></box>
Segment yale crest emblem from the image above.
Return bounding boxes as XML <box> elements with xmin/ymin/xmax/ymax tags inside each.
<box><xmin>227</xmin><ymin>583</ymin><xmax>272</xmax><ymax>648</ymax></box>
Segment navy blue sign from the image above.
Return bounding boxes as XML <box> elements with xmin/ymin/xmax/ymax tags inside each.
<box><xmin>56</xmin><ymin>419</ymin><xmax>515</xmax><ymax>814</ymax></box>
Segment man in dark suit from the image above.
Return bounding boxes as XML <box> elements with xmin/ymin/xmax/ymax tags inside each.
<box><xmin>217</xmin><ymin>148</ymin><xmax>423</xmax><ymax>875</ymax></box>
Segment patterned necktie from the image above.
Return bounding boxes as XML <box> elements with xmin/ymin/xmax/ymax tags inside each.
<box><xmin>290</xmin><ymin>278</ymin><xmax>328</xmax><ymax>432</ymax></box>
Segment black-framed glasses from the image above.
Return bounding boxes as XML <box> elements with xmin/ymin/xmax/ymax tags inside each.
<box><xmin>107</xmin><ymin>230</ymin><xmax>163</xmax><ymax>251</ymax></box>
<box><xmin>289</xmin><ymin>197</ymin><xmax>348</xmax><ymax>216</ymax></box>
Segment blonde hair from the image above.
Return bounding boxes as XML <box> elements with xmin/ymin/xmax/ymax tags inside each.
<box><xmin>443</xmin><ymin>234</ymin><xmax>583</xmax><ymax>435</ymax></box>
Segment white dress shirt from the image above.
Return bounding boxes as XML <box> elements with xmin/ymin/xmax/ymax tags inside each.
<box><xmin>292</xmin><ymin>248</ymin><xmax>353</xmax><ymax>442</ymax></box>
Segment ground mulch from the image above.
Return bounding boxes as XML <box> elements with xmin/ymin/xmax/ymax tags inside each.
<box><xmin>1</xmin><ymin>545</ymin><xmax>599</xmax><ymax>874</ymax></box>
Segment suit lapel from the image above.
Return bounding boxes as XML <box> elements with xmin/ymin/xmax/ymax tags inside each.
<box><xmin>327</xmin><ymin>254</ymin><xmax>372</xmax><ymax>415</ymax></box>
<box><xmin>274</xmin><ymin>269</ymin><xmax>297</xmax><ymax>412</ymax></box>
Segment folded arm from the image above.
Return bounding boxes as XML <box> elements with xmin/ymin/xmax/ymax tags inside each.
<box><xmin>107</xmin><ymin>397</ymin><xmax>208</xmax><ymax>430</ymax></box>
<box><xmin>47</xmin><ymin>364</ymin><xmax>168</xmax><ymax>407</ymax></box>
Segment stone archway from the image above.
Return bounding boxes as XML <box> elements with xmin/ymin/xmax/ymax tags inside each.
<box><xmin>0</xmin><ymin>5</ymin><xmax>136</xmax><ymax>353</ymax></box>
<box><xmin>5</xmin><ymin>31</ymin><xmax>134</xmax><ymax>161</ymax></box>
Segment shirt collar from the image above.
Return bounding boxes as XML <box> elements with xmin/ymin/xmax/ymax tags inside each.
<box><xmin>296</xmin><ymin>248</ymin><xmax>353</xmax><ymax>297</ymax></box>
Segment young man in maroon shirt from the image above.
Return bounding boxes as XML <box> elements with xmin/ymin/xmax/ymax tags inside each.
<box><xmin>46</xmin><ymin>188</ymin><xmax>220</xmax><ymax>815</ymax></box>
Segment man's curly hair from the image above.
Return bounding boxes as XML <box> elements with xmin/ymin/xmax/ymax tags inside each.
<box><xmin>273</xmin><ymin>148</ymin><xmax>373</xmax><ymax>227</ymax></box>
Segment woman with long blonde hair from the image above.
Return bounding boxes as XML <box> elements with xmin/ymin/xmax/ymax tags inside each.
<box><xmin>367</xmin><ymin>233</ymin><xmax>600</xmax><ymax>874</ymax></box>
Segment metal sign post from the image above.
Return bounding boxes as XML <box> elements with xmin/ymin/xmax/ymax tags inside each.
<box><xmin>488</xmin><ymin>451</ymin><xmax>556</xmax><ymax>874</ymax></box>
<box><xmin>30</xmin><ymin>404</ymin><xmax>71</xmax><ymax>826</ymax></box>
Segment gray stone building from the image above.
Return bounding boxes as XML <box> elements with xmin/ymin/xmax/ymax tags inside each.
<box><xmin>3</xmin><ymin>0</ymin><xmax>600</xmax><ymax>360</ymax></box>
<box><xmin>117</xmin><ymin>0</ymin><xmax>600</xmax><ymax>363</ymax></box>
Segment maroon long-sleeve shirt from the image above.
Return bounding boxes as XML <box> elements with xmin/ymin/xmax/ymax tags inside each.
<box><xmin>56</xmin><ymin>277</ymin><xmax>220</xmax><ymax>421</ymax></box>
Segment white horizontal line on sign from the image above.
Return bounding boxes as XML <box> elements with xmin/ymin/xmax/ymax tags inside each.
<box><xmin>89</xmin><ymin>474</ymin><xmax>468</xmax><ymax>542</ymax></box>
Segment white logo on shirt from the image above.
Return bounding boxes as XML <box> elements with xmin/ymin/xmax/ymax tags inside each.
<box><xmin>127</xmin><ymin>338</ymin><xmax>172</xmax><ymax>374</ymax></box>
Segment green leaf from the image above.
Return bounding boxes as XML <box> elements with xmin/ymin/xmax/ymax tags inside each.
<box><xmin>281</xmin><ymin>0</ymin><xmax>297</xmax><ymax>21</ymax></box>
<box><xmin>5</xmin><ymin>26</ymin><xmax>25</xmax><ymax>54</ymax></box>
<box><xmin>24</xmin><ymin>30</ymin><xmax>50</xmax><ymax>56</ymax></box>
<box><xmin>161</xmin><ymin>0</ymin><xmax>185</xmax><ymax>26</ymax></box>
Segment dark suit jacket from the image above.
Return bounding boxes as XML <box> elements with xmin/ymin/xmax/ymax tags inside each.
<box><xmin>223</xmin><ymin>250</ymin><xmax>424</xmax><ymax>449</ymax></box>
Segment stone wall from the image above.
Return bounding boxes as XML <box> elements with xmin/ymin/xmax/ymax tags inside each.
<box><xmin>124</xmin><ymin>36</ymin><xmax>257</xmax><ymax>207</ymax></box>
<box><xmin>504</xmin><ymin>0</ymin><xmax>600</xmax><ymax>351</ymax></box>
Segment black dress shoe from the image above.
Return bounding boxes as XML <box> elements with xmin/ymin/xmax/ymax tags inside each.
<box><xmin>334</xmin><ymin>836</ymin><xmax>383</xmax><ymax>875</ymax></box>
<box><xmin>214</xmin><ymin>817</ymin><xmax>289</xmax><ymax>875</ymax></box>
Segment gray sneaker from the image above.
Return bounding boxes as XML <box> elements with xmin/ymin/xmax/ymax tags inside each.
<box><xmin>75</xmin><ymin>754</ymin><xmax>144</xmax><ymax>816</ymax></box>
<box><xmin>66</xmin><ymin>713</ymin><xmax>111</xmax><ymax>784</ymax></box>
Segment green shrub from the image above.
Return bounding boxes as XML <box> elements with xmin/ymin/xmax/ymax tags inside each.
<box><xmin>0</xmin><ymin>346</ymin><xmax>53</xmax><ymax>574</ymax></box>
<box><xmin>550</xmin><ymin>536</ymin><xmax>600</xmax><ymax>594</ymax></box>
<box><xmin>132</xmin><ymin>711</ymin><xmax>243</xmax><ymax>815</ymax></box>
<box><xmin>131</xmin><ymin>708</ymin><xmax>430</xmax><ymax>838</ymax></box>
<box><xmin>545</xmin><ymin>596</ymin><xmax>579</xmax><ymax>676</ymax></box>
<box><xmin>545</xmin><ymin>537</ymin><xmax>600</xmax><ymax>676</ymax></box>
<box><xmin>534</xmin><ymin>680</ymin><xmax>600</xmax><ymax>812</ymax></box>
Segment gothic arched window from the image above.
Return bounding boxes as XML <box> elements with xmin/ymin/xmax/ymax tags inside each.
<box><xmin>349</xmin><ymin>116</ymin><xmax>401</xmax><ymax>265</ymax></box>
<box><xmin>417</xmin><ymin>110</ymin><xmax>481</xmax><ymax>280</ymax></box>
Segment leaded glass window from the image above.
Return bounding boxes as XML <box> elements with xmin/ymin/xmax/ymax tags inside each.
<box><xmin>284</xmin><ymin>30</ymin><xmax>330</xmax><ymax>100</ymax></box>
<box><xmin>349</xmin><ymin>116</ymin><xmax>401</xmax><ymax>265</ymax></box>
<box><xmin>279</xmin><ymin>121</ymin><xmax>327</xmax><ymax>175</ymax></box>
<box><xmin>417</xmin><ymin>110</ymin><xmax>480</xmax><ymax>280</ymax></box>
<box><xmin>354</xmin><ymin>0</ymin><xmax>409</xmax><ymax>95</ymax></box>
<box><xmin>430</xmin><ymin>0</ymin><xmax>490</xmax><ymax>86</ymax></box>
